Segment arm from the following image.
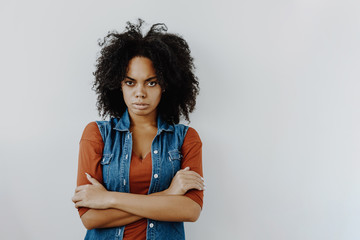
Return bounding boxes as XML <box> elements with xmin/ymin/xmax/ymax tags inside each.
<box><xmin>75</xmin><ymin>183</ymin><xmax>202</xmax><ymax>222</ymax></box>
<box><xmin>80</xmin><ymin>189</ymin><xmax>167</xmax><ymax>229</ymax></box>
<box><xmin>74</xmin><ymin>125</ymin><xmax>204</xmax><ymax>227</ymax></box>
<box><xmin>80</xmin><ymin>209</ymin><xmax>140</xmax><ymax>230</ymax></box>
<box><xmin>104</xmin><ymin>131</ymin><xmax>204</xmax><ymax>222</ymax></box>
<box><xmin>75</xmin><ymin>122</ymin><xmax>144</xmax><ymax>229</ymax></box>
<box><xmin>75</xmin><ymin>168</ymin><xmax>204</xmax><ymax>228</ymax></box>
<box><xmin>107</xmin><ymin>192</ymin><xmax>201</xmax><ymax>222</ymax></box>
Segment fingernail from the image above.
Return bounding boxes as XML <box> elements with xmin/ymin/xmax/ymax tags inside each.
<box><xmin>85</xmin><ymin>173</ymin><xmax>90</xmax><ymax>178</ymax></box>
<box><xmin>201</xmin><ymin>177</ymin><xmax>204</xmax><ymax>180</ymax></box>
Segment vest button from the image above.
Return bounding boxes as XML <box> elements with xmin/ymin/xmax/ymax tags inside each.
<box><xmin>153</xmin><ymin>150</ymin><xmax>158</xmax><ymax>154</ymax></box>
<box><xmin>149</xmin><ymin>223</ymin><xmax>154</xmax><ymax>228</ymax></box>
<box><xmin>154</xmin><ymin>174</ymin><xmax>159</xmax><ymax>179</ymax></box>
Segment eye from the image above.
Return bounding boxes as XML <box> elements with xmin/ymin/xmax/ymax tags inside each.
<box><xmin>147</xmin><ymin>81</ymin><xmax>158</xmax><ymax>87</ymax></box>
<box><xmin>124</xmin><ymin>81</ymin><xmax>134</xmax><ymax>86</ymax></box>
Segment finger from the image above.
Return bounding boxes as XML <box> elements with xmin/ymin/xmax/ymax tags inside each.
<box><xmin>178</xmin><ymin>170</ymin><xmax>204</xmax><ymax>182</ymax></box>
<box><xmin>177</xmin><ymin>167</ymin><xmax>190</xmax><ymax>174</ymax></box>
<box><xmin>75</xmin><ymin>200</ymin><xmax>84</xmax><ymax>209</ymax></box>
<box><xmin>184</xmin><ymin>177</ymin><xmax>205</xmax><ymax>189</ymax></box>
<box><xmin>183</xmin><ymin>170</ymin><xmax>203</xmax><ymax>179</ymax></box>
<box><xmin>190</xmin><ymin>181</ymin><xmax>205</xmax><ymax>190</ymax></box>
<box><xmin>75</xmin><ymin>184</ymin><xmax>91</xmax><ymax>193</ymax></box>
<box><xmin>184</xmin><ymin>182</ymin><xmax>205</xmax><ymax>191</ymax></box>
<box><xmin>85</xmin><ymin>173</ymin><xmax>101</xmax><ymax>186</ymax></box>
<box><xmin>179</xmin><ymin>173</ymin><xmax>202</xmax><ymax>182</ymax></box>
<box><xmin>182</xmin><ymin>171</ymin><xmax>204</xmax><ymax>180</ymax></box>
<box><xmin>75</xmin><ymin>185</ymin><xmax>85</xmax><ymax>193</ymax></box>
<box><xmin>72</xmin><ymin>190</ymin><xmax>86</xmax><ymax>202</ymax></box>
<box><xmin>180</xmin><ymin>174</ymin><xmax>205</xmax><ymax>188</ymax></box>
<box><xmin>72</xmin><ymin>194</ymin><xmax>80</xmax><ymax>203</ymax></box>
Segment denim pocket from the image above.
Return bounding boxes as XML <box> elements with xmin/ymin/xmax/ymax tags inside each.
<box><xmin>168</xmin><ymin>149</ymin><xmax>182</xmax><ymax>176</ymax></box>
<box><xmin>100</xmin><ymin>154</ymin><xmax>113</xmax><ymax>183</ymax></box>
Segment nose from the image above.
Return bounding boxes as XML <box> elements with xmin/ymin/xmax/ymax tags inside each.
<box><xmin>135</xmin><ymin>84</ymin><xmax>146</xmax><ymax>98</ymax></box>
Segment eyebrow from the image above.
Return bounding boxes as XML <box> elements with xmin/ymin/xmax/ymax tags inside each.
<box><xmin>125</xmin><ymin>76</ymin><xmax>157</xmax><ymax>81</ymax></box>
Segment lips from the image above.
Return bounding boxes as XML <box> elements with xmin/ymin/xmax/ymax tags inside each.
<box><xmin>133</xmin><ymin>103</ymin><xmax>149</xmax><ymax>110</ymax></box>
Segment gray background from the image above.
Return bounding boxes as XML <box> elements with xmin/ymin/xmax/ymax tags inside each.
<box><xmin>1</xmin><ymin>0</ymin><xmax>360</xmax><ymax>239</ymax></box>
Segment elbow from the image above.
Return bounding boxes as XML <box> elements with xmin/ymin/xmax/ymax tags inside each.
<box><xmin>81</xmin><ymin>213</ymin><xmax>97</xmax><ymax>230</ymax></box>
<box><xmin>184</xmin><ymin>202</ymin><xmax>202</xmax><ymax>222</ymax></box>
<box><xmin>188</xmin><ymin>213</ymin><xmax>200</xmax><ymax>222</ymax></box>
<box><xmin>189</xmin><ymin>208</ymin><xmax>201</xmax><ymax>222</ymax></box>
<box><xmin>81</xmin><ymin>218</ymin><xmax>95</xmax><ymax>230</ymax></box>
<box><xmin>84</xmin><ymin>224</ymin><xmax>94</xmax><ymax>230</ymax></box>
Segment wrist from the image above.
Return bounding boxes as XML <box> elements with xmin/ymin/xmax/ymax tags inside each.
<box><xmin>163</xmin><ymin>188</ymin><xmax>179</xmax><ymax>196</ymax></box>
<box><xmin>106</xmin><ymin>191</ymin><xmax>117</xmax><ymax>208</ymax></box>
<box><xmin>151</xmin><ymin>189</ymin><xmax>169</xmax><ymax>196</ymax></box>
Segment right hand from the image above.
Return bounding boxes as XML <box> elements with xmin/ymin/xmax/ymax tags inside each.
<box><xmin>165</xmin><ymin>167</ymin><xmax>205</xmax><ymax>195</ymax></box>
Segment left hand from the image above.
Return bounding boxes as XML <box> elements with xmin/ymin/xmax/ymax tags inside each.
<box><xmin>72</xmin><ymin>173</ymin><xmax>111</xmax><ymax>209</ymax></box>
<box><xmin>165</xmin><ymin>167</ymin><xmax>205</xmax><ymax>195</ymax></box>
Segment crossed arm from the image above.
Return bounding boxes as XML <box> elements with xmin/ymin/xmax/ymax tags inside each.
<box><xmin>72</xmin><ymin>168</ymin><xmax>205</xmax><ymax>230</ymax></box>
<box><xmin>74</xmin><ymin>123</ymin><xmax>204</xmax><ymax>230</ymax></box>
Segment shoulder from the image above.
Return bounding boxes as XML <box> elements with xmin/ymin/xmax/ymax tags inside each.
<box><xmin>181</xmin><ymin>127</ymin><xmax>202</xmax><ymax>162</ymax></box>
<box><xmin>184</xmin><ymin>127</ymin><xmax>202</xmax><ymax>145</ymax></box>
<box><xmin>171</xmin><ymin>123</ymin><xmax>202</xmax><ymax>146</ymax></box>
<box><xmin>95</xmin><ymin>118</ymin><xmax>119</xmax><ymax>137</ymax></box>
<box><xmin>81</xmin><ymin>122</ymin><xmax>102</xmax><ymax>143</ymax></box>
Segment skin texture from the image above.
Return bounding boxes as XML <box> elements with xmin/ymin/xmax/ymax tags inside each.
<box><xmin>122</xmin><ymin>57</ymin><xmax>162</xmax><ymax>159</ymax></box>
<box><xmin>73</xmin><ymin>169</ymin><xmax>204</xmax><ymax>229</ymax></box>
<box><xmin>122</xmin><ymin>57</ymin><xmax>162</xmax><ymax>122</ymax></box>
<box><xmin>72</xmin><ymin>57</ymin><xmax>205</xmax><ymax>230</ymax></box>
<box><xmin>93</xmin><ymin>20</ymin><xmax>200</xmax><ymax>124</ymax></box>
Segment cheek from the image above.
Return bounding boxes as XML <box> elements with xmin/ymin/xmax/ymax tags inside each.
<box><xmin>122</xmin><ymin>90</ymin><xmax>132</xmax><ymax>103</ymax></box>
<box><xmin>155</xmin><ymin>90</ymin><xmax>162</xmax><ymax>103</ymax></box>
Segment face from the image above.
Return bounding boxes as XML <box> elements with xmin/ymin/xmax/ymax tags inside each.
<box><xmin>121</xmin><ymin>56</ymin><xmax>162</xmax><ymax>119</ymax></box>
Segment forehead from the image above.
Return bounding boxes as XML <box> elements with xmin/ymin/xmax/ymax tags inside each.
<box><xmin>126</xmin><ymin>57</ymin><xmax>156</xmax><ymax>79</ymax></box>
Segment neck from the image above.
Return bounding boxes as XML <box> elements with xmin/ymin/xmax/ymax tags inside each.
<box><xmin>128</xmin><ymin>111</ymin><xmax>158</xmax><ymax>128</ymax></box>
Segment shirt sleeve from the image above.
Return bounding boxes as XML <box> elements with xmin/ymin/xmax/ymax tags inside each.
<box><xmin>76</xmin><ymin>122</ymin><xmax>104</xmax><ymax>217</ymax></box>
<box><xmin>181</xmin><ymin>127</ymin><xmax>204</xmax><ymax>208</ymax></box>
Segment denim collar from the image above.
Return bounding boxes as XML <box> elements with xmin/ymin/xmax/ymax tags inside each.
<box><xmin>114</xmin><ymin>108</ymin><xmax>174</xmax><ymax>133</ymax></box>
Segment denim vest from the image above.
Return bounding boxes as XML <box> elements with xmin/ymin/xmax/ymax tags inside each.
<box><xmin>84</xmin><ymin>109</ymin><xmax>189</xmax><ymax>240</ymax></box>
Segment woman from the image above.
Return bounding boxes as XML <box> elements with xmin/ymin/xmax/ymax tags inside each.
<box><xmin>72</xmin><ymin>19</ymin><xmax>204</xmax><ymax>240</ymax></box>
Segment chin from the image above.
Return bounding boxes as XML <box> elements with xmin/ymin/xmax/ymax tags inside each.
<box><xmin>129</xmin><ymin>108</ymin><xmax>156</xmax><ymax>117</ymax></box>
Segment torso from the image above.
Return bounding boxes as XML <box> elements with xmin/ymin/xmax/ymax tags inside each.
<box><xmin>79</xmin><ymin>119</ymin><xmax>203</xmax><ymax>240</ymax></box>
<box><xmin>130</xmin><ymin>125</ymin><xmax>157</xmax><ymax>159</ymax></box>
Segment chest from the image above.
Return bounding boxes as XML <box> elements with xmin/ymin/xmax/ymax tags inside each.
<box><xmin>97</xmin><ymin>119</ymin><xmax>188</xmax><ymax>193</ymax></box>
<box><xmin>130</xmin><ymin>127</ymin><xmax>157</xmax><ymax>159</ymax></box>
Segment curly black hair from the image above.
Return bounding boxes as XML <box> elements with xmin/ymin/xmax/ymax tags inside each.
<box><xmin>92</xmin><ymin>19</ymin><xmax>199</xmax><ymax>124</ymax></box>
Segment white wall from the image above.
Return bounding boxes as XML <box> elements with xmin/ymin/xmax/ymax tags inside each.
<box><xmin>1</xmin><ymin>0</ymin><xmax>360</xmax><ymax>239</ymax></box>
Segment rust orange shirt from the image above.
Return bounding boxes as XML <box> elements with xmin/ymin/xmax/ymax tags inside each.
<box><xmin>76</xmin><ymin>122</ymin><xmax>203</xmax><ymax>239</ymax></box>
